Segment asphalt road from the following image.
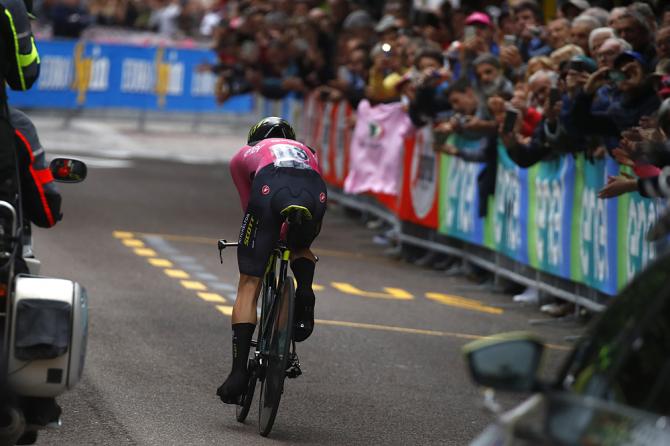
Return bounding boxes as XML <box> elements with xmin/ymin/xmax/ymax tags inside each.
<box><xmin>25</xmin><ymin>122</ymin><xmax>578</xmax><ymax>445</ymax></box>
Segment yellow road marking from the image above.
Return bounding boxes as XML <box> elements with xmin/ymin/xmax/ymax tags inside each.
<box><xmin>134</xmin><ymin>248</ymin><xmax>157</xmax><ymax>257</ymax></box>
<box><xmin>314</xmin><ymin>319</ymin><xmax>570</xmax><ymax>351</ymax></box>
<box><xmin>425</xmin><ymin>292</ymin><xmax>504</xmax><ymax>315</ymax></box>
<box><xmin>217</xmin><ymin>305</ymin><xmax>234</xmax><ymax>316</ymax></box>
<box><xmin>198</xmin><ymin>292</ymin><xmax>227</xmax><ymax>303</ymax></box>
<box><xmin>165</xmin><ymin>269</ymin><xmax>190</xmax><ymax>279</ymax></box>
<box><xmin>126</xmin><ymin>231</ymin><xmax>377</xmax><ymax>260</ymax></box>
<box><xmin>123</xmin><ymin>239</ymin><xmax>145</xmax><ymax>248</ymax></box>
<box><xmin>331</xmin><ymin>282</ymin><xmax>413</xmax><ymax>300</ymax></box>
<box><xmin>148</xmin><ymin>258</ymin><xmax>173</xmax><ymax>267</ymax></box>
<box><xmin>181</xmin><ymin>280</ymin><xmax>207</xmax><ymax>291</ymax></box>
<box><xmin>113</xmin><ymin>231</ymin><xmax>134</xmax><ymax>239</ymax></box>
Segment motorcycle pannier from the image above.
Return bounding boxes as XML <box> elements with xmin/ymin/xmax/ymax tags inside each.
<box><xmin>8</xmin><ymin>276</ymin><xmax>88</xmax><ymax>398</ymax></box>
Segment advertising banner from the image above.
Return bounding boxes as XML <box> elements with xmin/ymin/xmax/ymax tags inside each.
<box><xmin>437</xmin><ymin>134</ymin><xmax>488</xmax><ymax>244</ymax></box>
<box><xmin>332</xmin><ymin>100</ymin><xmax>353</xmax><ymax>188</ymax></box>
<box><xmin>435</xmin><ymin>139</ymin><xmax>664</xmax><ymax>295</ymax></box>
<box><xmin>527</xmin><ymin>154</ymin><xmax>574</xmax><ymax>279</ymax></box>
<box><xmin>489</xmin><ymin>142</ymin><xmax>529</xmax><ymax>263</ymax></box>
<box><xmin>343</xmin><ymin>100</ymin><xmax>412</xmax><ymax>196</ymax></box>
<box><xmin>8</xmin><ymin>40</ymin><xmax>253</xmax><ymax>113</ymax></box>
<box><xmin>398</xmin><ymin>126</ymin><xmax>439</xmax><ymax>228</ymax></box>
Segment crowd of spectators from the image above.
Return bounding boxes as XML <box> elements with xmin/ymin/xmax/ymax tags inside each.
<box><xmin>198</xmin><ymin>0</ymin><xmax>670</xmax><ymax>316</ymax></box>
<box><xmin>36</xmin><ymin>0</ymin><xmax>670</xmax><ymax>315</ymax></box>
<box><xmin>33</xmin><ymin>0</ymin><xmax>226</xmax><ymax>40</ymax></box>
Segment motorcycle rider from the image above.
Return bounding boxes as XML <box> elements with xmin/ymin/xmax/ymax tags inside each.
<box><xmin>0</xmin><ymin>0</ymin><xmax>40</xmax><ymax>207</ymax></box>
<box><xmin>0</xmin><ymin>0</ymin><xmax>44</xmax><ymax>442</ymax></box>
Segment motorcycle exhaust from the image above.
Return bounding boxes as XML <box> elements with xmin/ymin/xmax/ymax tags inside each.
<box><xmin>0</xmin><ymin>405</ymin><xmax>25</xmax><ymax>446</ymax></box>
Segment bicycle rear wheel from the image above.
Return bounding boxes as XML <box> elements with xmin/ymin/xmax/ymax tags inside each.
<box><xmin>235</xmin><ymin>358</ymin><xmax>258</xmax><ymax>422</ymax></box>
<box><xmin>258</xmin><ymin>276</ymin><xmax>295</xmax><ymax>437</ymax></box>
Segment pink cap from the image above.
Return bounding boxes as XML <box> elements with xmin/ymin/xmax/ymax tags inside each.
<box><xmin>465</xmin><ymin>12</ymin><xmax>492</xmax><ymax>28</ymax></box>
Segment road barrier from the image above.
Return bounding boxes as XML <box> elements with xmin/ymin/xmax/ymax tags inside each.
<box><xmin>298</xmin><ymin>93</ymin><xmax>665</xmax><ymax>310</ymax></box>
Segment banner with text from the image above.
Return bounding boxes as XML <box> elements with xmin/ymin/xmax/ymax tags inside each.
<box><xmin>433</xmin><ymin>138</ymin><xmax>663</xmax><ymax>295</ymax></box>
<box><xmin>8</xmin><ymin>40</ymin><xmax>253</xmax><ymax>113</ymax></box>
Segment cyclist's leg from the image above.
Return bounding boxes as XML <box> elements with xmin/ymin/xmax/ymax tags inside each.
<box><xmin>283</xmin><ymin>176</ymin><xmax>327</xmax><ymax>342</ymax></box>
<box><xmin>218</xmin><ymin>168</ymin><xmax>281</xmax><ymax>404</ymax></box>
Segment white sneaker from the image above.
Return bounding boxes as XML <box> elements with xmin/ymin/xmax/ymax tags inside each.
<box><xmin>513</xmin><ymin>287</ymin><xmax>539</xmax><ymax>304</ymax></box>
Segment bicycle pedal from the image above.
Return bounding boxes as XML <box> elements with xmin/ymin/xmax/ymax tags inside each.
<box><xmin>285</xmin><ymin>353</ymin><xmax>302</xmax><ymax>379</ymax></box>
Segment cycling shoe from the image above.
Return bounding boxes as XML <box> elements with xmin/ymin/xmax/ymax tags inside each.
<box><xmin>293</xmin><ymin>291</ymin><xmax>314</xmax><ymax>342</ymax></box>
<box><xmin>216</xmin><ymin>371</ymin><xmax>249</xmax><ymax>405</ymax></box>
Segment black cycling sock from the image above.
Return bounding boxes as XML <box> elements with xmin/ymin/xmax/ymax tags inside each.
<box><xmin>291</xmin><ymin>257</ymin><xmax>315</xmax><ymax>297</ymax></box>
<box><xmin>231</xmin><ymin>323</ymin><xmax>255</xmax><ymax>374</ymax></box>
<box><xmin>217</xmin><ymin>323</ymin><xmax>255</xmax><ymax>403</ymax></box>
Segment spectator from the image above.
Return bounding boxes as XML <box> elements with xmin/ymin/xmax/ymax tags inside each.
<box><xmin>611</xmin><ymin>7</ymin><xmax>656</xmax><ymax>70</ymax></box>
<box><xmin>588</xmin><ymin>27</ymin><xmax>614</xmax><ymax>57</ymax></box>
<box><xmin>512</xmin><ymin>1</ymin><xmax>551</xmax><ymax>60</ymax></box>
<box><xmin>148</xmin><ymin>0</ymin><xmax>181</xmax><ymax>37</ymax></box>
<box><xmin>595</xmin><ymin>37</ymin><xmax>631</xmax><ymax>69</ymax></box>
<box><xmin>574</xmin><ymin>51</ymin><xmax>661</xmax><ymax>146</ymax></box>
<box><xmin>546</xmin><ymin>18</ymin><xmax>571</xmax><ymax>51</ymax></box>
<box><xmin>527</xmin><ymin>69</ymin><xmax>557</xmax><ymax>113</ymax></box>
<box><xmin>570</xmin><ymin>15</ymin><xmax>600</xmax><ymax>56</ymax></box>
<box><xmin>473</xmin><ymin>53</ymin><xmax>513</xmax><ymax>108</ymax></box>
<box><xmin>560</xmin><ymin>0</ymin><xmax>590</xmax><ymax>21</ymax></box>
<box><xmin>49</xmin><ymin>0</ymin><xmax>92</xmax><ymax>39</ymax></box>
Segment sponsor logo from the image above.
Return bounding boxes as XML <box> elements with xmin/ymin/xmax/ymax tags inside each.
<box><xmin>368</xmin><ymin>122</ymin><xmax>383</xmax><ymax>139</ymax></box>
<box><xmin>320</xmin><ymin>192</ymin><xmax>327</xmax><ymax>203</ymax></box>
<box><xmin>243</xmin><ymin>216</ymin><xmax>255</xmax><ymax>246</ymax></box>
<box><xmin>262</xmin><ymin>185</ymin><xmax>271</xmax><ymax>195</ymax></box>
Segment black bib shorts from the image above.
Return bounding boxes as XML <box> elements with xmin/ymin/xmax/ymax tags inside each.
<box><xmin>237</xmin><ymin>165</ymin><xmax>327</xmax><ymax>277</ymax></box>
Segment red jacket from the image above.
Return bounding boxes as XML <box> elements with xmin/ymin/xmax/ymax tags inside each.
<box><xmin>10</xmin><ymin>108</ymin><xmax>62</xmax><ymax>228</ymax></box>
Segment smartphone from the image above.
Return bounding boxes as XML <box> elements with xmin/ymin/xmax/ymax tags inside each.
<box><xmin>549</xmin><ymin>87</ymin><xmax>561</xmax><ymax>106</ymax></box>
<box><xmin>608</xmin><ymin>70</ymin><xmax>626</xmax><ymax>83</ymax></box>
<box><xmin>503</xmin><ymin>34</ymin><xmax>516</xmax><ymax>46</ymax></box>
<box><xmin>503</xmin><ymin>108</ymin><xmax>519</xmax><ymax>134</ymax></box>
<box><xmin>464</xmin><ymin>26</ymin><xmax>476</xmax><ymax>40</ymax></box>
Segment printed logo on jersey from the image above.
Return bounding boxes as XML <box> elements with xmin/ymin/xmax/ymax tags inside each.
<box><xmin>241</xmin><ymin>215</ymin><xmax>256</xmax><ymax>247</ymax></box>
<box><xmin>320</xmin><ymin>192</ymin><xmax>327</xmax><ymax>203</ymax></box>
<box><xmin>262</xmin><ymin>185</ymin><xmax>271</xmax><ymax>195</ymax></box>
<box><xmin>271</xmin><ymin>144</ymin><xmax>309</xmax><ymax>165</ymax></box>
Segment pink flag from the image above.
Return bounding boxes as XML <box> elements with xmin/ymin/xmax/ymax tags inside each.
<box><xmin>344</xmin><ymin>100</ymin><xmax>413</xmax><ymax>195</ymax></box>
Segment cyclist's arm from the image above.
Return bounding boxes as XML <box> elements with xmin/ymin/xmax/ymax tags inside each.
<box><xmin>0</xmin><ymin>0</ymin><xmax>40</xmax><ymax>91</ymax></box>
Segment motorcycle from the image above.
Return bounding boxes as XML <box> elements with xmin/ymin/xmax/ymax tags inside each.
<box><xmin>0</xmin><ymin>158</ymin><xmax>88</xmax><ymax>445</ymax></box>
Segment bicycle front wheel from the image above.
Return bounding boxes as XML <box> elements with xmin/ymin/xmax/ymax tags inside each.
<box><xmin>258</xmin><ymin>276</ymin><xmax>295</xmax><ymax>437</ymax></box>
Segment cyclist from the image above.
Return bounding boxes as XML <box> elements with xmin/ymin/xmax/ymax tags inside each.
<box><xmin>217</xmin><ymin>117</ymin><xmax>327</xmax><ymax>404</ymax></box>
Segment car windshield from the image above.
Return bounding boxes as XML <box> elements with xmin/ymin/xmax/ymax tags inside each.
<box><xmin>558</xmin><ymin>252</ymin><xmax>670</xmax><ymax>416</ymax></box>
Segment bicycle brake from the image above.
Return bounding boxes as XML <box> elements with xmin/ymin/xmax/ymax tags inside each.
<box><xmin>285</xmin><ymin>352</ymin><xmax>302</xmax><ymax>379</ymax></box>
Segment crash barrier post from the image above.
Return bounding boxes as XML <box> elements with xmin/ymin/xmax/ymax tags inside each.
<box><xmin>306</xmin><ymin>94</ymin><xmax>666</xmax><ymax>310</ymax></box>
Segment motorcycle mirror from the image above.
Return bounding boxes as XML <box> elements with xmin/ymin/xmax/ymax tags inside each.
<box><xmin>50</xmin><ymin>158</ymin><xmax>87</xmax><ymax>183</ymax></box>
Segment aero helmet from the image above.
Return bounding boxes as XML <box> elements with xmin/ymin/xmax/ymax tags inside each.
<box><xmin>247</xmin><ymin>117</ymin><xmax>296</xmax><ymax>144</ymax></box>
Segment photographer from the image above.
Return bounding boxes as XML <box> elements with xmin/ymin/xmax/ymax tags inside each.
<box><xmin>573</xmin><ymin>51</ymin><xmax>661</xmax><ymax>149</ymax></box>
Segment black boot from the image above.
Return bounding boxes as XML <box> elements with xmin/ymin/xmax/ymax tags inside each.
<box><xmin>217</xmin><ymin>323</ymin><xmax>255</xmax><ymax>404</ymax></box>
<box><xmin>291</xmin><ymin>258</ymin><xmax>316</xmax><ymax>342</ymax></box>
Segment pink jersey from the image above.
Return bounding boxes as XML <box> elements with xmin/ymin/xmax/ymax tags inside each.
<box><xmin>230</xmin><ymin>138</ymin><xmax>321</xmax><ymax>209</ymax></box>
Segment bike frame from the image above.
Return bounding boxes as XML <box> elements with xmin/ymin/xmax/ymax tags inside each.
<box><xmin>258</xmin><ymin>244</ymin><xmax>290</xmax><ymax>361</ymax></box>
